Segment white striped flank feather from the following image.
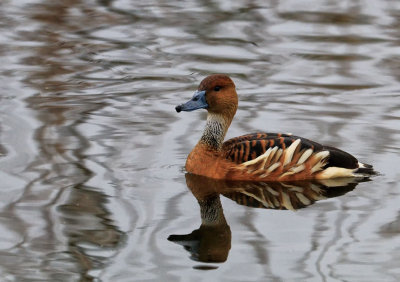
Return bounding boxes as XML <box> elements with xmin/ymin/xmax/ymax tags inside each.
<box><xmin>283</xmin><ymin>139</ymin><xmax>301</xmax><ymax>166</ymax></box>
<box><xmin>297</xmin><ymin>148</ymin><xmax>313</xmax><ymax>164</ymax></box>
<box><xmin>310</xmin><ymin>151</ymin><xmax>330</xmax><ymax>174</ymax></box>
<box><xmin>239</xmin><ymin>139</ymin><xmax>333</xmax><ymax>179</ymax></box>
<box><xmin>241</xmin><ymin>146</ymin><xmax>281</xmax><ymax>173</ymax></box>
<box><xmin>235</xmin><ymin>137</ymin><xmax>374</xmax><ymax>180</ymax></box>
<box><xmin>279</xmin><ymin>164</ymin><xmax>305</xmax><ymax>178</ymax></box>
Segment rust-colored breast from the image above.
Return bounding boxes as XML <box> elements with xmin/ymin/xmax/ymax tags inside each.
<box><xmin>185</xmin><ymin>143</ymin><xmax>233</xmax><ymax>179</ymax></box>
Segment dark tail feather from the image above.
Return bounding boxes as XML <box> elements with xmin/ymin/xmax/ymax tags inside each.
<box><xmin>354</xmin><ymin>163</ymin><xmax>376</xmax><ymax>175</ymax></box>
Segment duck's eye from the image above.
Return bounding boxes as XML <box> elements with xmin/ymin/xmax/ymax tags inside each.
<box><xmin>214</xmin><ymin>86</ymin><xmax>221</xmax><ymax>91</ymax></box>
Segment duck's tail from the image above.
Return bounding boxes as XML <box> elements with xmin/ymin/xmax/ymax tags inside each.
<box><xmin>353</xmin><ymin>162</ymin><xmax>375</xmax><ymax>176</ymax></box>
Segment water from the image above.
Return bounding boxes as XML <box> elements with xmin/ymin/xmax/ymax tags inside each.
<box><xmin>0</xmin><ymin>0</ymin><xmax>399</xmax><ymax>281</ymax></box>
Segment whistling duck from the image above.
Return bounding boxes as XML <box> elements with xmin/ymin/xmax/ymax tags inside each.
<box><xmin>175</xmin><ymin>74</ymin><xmax>374</xmax><ymax>181</ymax></box>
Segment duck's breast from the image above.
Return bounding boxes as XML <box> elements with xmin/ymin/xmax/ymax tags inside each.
<box><xmin>185</xmin><ymin>143</ymin><xmax>233</xmax><ymax>179</ymax></box>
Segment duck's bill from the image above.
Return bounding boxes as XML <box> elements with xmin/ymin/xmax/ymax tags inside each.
<box><xmin>175</xmin><ymin>90</ymin><xmax>208</xmax><ymax>112</ymax></box>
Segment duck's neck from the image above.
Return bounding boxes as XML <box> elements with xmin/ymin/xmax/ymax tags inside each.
<box><xmin>200</xmin><ymin>113</ymin><xmax>232</xmax><ymax>150</ymax></box>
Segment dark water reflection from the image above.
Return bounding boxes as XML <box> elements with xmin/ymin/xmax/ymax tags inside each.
<box><xmin>0</xmin><ymin>0</ymin><xmax>399</xmax><ymax>281</ymax></box>
<box><xmin>168</xmin><ymin>174</ymin><xmax>364</xmax><ymax>264</ymax></box>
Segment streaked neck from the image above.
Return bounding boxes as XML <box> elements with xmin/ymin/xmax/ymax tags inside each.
<box><xmin>200</xmin><ymin>113</ymin><xmax>229</xmax><ymax>150</ymax></box>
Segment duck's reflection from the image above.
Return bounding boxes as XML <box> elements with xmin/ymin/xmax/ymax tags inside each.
<box><xmin>168</xmin><ymin>194</ymin><xmax>231</xmax><ymax>263</ymax></box>
<box><xmin>169</xmin><ymin>173</ymin><xmax>368</xmax><ymax>263</ymax></box>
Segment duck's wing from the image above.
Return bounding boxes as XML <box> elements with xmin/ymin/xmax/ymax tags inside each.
<box><xmin>222</xmin><ymin>132</ymin><xmax>372</xmax><ymax>180</ymax></box>
<box><xmin>222</xmin><ymin>132</ymin><xmax>325</xmax><ymax>164</ymax></box>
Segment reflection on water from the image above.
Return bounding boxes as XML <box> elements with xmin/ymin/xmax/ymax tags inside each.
<box><xmin>169</xmin><ymin>195</ymin><xmax>231</xmax><ymax>264</ymax></box>
<box><xmin>169</xmin><ymin>174</ymin><xmax>365</xmax><ymax>264</ymax></box>
<box><xmin>0</xmin><ymin>0</ymin><xmax>399</xmax><ymax>281</ymax></box>
<box><xmin>58</xmin><ymin>187</ymin><xmax>124</xmax><ymax>279</ymax></box>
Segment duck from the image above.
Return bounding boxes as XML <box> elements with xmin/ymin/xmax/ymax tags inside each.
<box><xmin>175</xmin><ymin>74</ymin><xmax>374</xmax><ymax>181</ymax></box>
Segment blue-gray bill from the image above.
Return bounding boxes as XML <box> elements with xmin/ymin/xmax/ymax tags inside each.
<box><xmin>175</xmin><ymin>90</ymin><xmax>208</xmax><ymax>112</ymax></box>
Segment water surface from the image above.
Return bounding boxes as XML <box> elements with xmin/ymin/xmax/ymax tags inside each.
<box><xmin>0</xmin><ymin>0</ymin><xmax>400</xmax><ymax>281</ymax></box>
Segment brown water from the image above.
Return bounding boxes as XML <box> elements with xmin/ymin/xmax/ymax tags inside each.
<box><xmin>0</xmin><ymin>0</ymin><xmax>399</xmax><ymax>281</ymax></box>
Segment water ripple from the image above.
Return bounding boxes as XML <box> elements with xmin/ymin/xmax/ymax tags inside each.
<box><xmin>0</xmin><ymin>0</ymin><xmax>399</xmax><ymax>281</ymax></box>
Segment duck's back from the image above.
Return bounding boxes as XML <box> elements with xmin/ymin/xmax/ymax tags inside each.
<box><xmin>222</xmin><ymin>132</ymin><xmax>372</xmax><ymax>181</ymax></box>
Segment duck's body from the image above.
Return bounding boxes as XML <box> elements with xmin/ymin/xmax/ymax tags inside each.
<box><xmin>176</xmin><ymin>74</ymin><xmax>373</xmax><ymax>181</ymax></box>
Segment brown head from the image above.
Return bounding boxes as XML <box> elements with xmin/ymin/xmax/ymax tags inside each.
<box><xmin>175</xmin><ymin>74</ymin><xmax>238</xmax><ymax>117</ymax></box>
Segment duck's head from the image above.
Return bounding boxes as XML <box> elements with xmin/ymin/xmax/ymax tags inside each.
<box><xmin>176</xmin><ymin>74</ymin><xmax>238</xmax><ymax>116</ymax></box>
